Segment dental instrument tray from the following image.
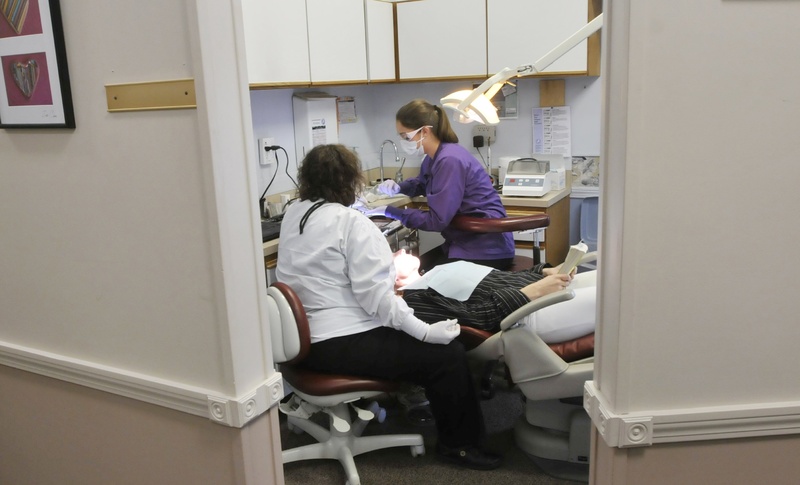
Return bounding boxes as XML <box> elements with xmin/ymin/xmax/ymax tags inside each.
<box><xmin>501</xmin><ymin>158</ymin><xmax>554</xmax><ymax>197</ymax></box>
<box><xmin>371</xmin><ymin>217</ymin><xmax>403</xmax><ymax>236</ymax></box>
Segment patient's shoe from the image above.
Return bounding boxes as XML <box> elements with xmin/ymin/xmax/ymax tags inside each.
<box><xmin>435</xmin><ymin>443</ymin><xmax>502</xmax><ymax>471</ymax></box>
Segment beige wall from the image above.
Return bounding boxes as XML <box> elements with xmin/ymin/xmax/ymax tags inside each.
<box><xmin>1</xmin><ymin>0</ymin><xmax>225</xmax><ymax>388</ymax></box>
<box><xmin>592</xmin><ymin>431</ymin><xmax>800</xmax><ymax>485</ymax></box>
<box><xmin>0</xmin><ymin>0</ymin><xmax>280</xmax><ymax>483</ymax></box>
<box><xmin>0</xmin><ymin>366</ymin><xmax>283</xmax><ymax>485</ymax></box>
<box><xmin>592</xmin><ymin>0</ymin><xmax>800</xmax><ymax>482</ymax></box>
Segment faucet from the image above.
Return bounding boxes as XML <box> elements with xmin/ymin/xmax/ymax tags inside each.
<box><xmin>395</xmin><ymin>157</ymin><xmax>406</xmax><ymax>183</ymax></box>
<box><xmin>379</xmin><ymin>139</ymin><xmax>399</xmax><ymax>184</ymax></box>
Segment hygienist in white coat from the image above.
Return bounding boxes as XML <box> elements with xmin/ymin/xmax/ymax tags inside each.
<box><xmin>276</xmin><ymin>144</ymin><xmax>502</xmax><ymax>470</ymax></box>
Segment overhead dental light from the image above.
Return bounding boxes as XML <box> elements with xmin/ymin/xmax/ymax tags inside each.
<box><xmin>441</xmin><ymin>13</ymin><xmax>604</xmax><ymax>125</ymax></box>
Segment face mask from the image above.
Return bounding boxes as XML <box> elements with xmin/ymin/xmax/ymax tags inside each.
<box><xmin>398</xmin><ymin>127</ymin><xmax>426</xmax><ymax>157</ymax></box>
<box><xmin>399</xmin><ymin>138</ymin><xmax>424</xmax><ymax>157</ymax></box>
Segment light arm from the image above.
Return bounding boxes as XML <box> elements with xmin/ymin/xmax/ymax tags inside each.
<box><xmin>441</xmin><ymin>13</ymin><xmax>604</xmax><ymax>125</ymax></box>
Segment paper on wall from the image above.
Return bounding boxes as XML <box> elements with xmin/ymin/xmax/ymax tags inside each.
<box><xmin>533</xmin><ymin>106</ymin><xmax>571</xmax><ymax>159</ymax></box>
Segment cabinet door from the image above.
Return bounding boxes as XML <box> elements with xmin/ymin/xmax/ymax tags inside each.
<box><xmin>307</xmin><ymin>0</ymin><xmax>368</xmax><ymax>83</ymax></box>
<box><xmin>242</xmin><ymin>0</ymin><xmax>310</xmax><ymax>85</ymax></box>
<box><xmin>396</xmin><ymin>0</ymin><xmax>487</xmax><ymax>80</ymax></box>
<box><xmin>365</xmin><ymin>0</ymin><xmax>396</xmax><ymax>81</ymax></box>
<box><xmin>488</xmin><ymin>0</ymin><xmax>589</xmax><ymax>75</ymax></box>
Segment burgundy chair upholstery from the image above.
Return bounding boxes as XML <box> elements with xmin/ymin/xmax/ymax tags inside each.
<box><xmin>272</xmin><ymin>281</ymin><xmax>403</xmax><ymax>396</ymax></box>
<box><xmin>459</xmin><ymin>326</ymin><xmax>594</xmax><ymax>363</ymax></box>
<box><xmin>448</xmin><ymin>213</ymin><xmax>591</xmax><ymax>397</ymax></box>
<box><xmin>268</xmin><ymin>282</ymin><xmax>425</xmax><ymax>485</ymax></box>
<box><xmin>449</xmin><ymin>213</ymin><xmax>550</xmax><ymax>233</ymax></box>
<box><xmin>449</xmin><ymin>213</ymin><xmax>549</xmax><ymax>269</ymax></box>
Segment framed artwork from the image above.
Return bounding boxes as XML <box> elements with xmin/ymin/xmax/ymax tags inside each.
<box><xmin>0</xmin><ymin>0</ymin><xmax>74</xmax><ymax>128</ymax></box>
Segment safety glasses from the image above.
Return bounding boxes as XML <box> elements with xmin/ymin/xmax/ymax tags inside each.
<box><xmin>398</xmin><ymin>125</ymin><xmax>429</xmax><ymax>141</ymax></box>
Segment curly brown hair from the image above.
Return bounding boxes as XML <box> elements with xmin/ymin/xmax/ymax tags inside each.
<box><xmin>297</xmin><ymin>144</ymin><xmax>366</xmax><ymax>206</ymax></box>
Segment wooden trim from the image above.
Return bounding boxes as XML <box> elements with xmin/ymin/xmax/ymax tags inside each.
<box><xmin>397</xmin><ymin>74</ymin><xmax>487</xmax><ymax>83</ymax></box>
<box><xmin>544</xmin><ymin>196</ymin><xmax>570</xmax><ymax>264</ymax></box>
<box><xmin>249</xmin><ymin>82</ymin><xmax>311</xmax><ymax>90</ymax></box>
<box><xmin>247</xmin><ymin>72</ymin><xmax>589</xmax><ymax>91</ymax></box>
<box><xmin>587</xmin><ymin>0</ymin><xmax>603</xmax><ymax>76</ymax></box>
<box><xmin>393</xmin><ymin>3</ymin><xmax>400</xmax><ymax>80</ymax></box>
<box><xmin>505</xmin><ymin>196</ymin><xmax>570</xmax><ymax>265</ymax></box>
<box><xmin>302</xmin><ymin>79</ymin><xmax>369</xmax><ymax>87</ymax></box>
<box><xmin>540</xmin><ymin>79</ymin><xmax>566</xmax><ymax>107</ymax></box>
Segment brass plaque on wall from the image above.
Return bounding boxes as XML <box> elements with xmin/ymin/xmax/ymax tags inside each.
<box><xmin>105</xmin><ymin>79</ymin><xmax>196</xmax><ymax>112</ymax></box>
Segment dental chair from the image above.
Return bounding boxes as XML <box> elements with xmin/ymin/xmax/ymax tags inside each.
<box><xmin>449</xmin><ymin>213</ymin><xmax>550</xmax><ymax>269</ymax></box>
<box><xmin>458</xmin><ymin>253</ymin><xmax>598</xmax><ymax>483</ymax></box>
<box><xmin>449</xmin><ymin>213</ymin><xmax>552</xmax><ymax>399</ymax></box>
<box><xmin>267</xmin><ymin>282</ymin><xmax>425</xmax><ymax>485</ymax></box>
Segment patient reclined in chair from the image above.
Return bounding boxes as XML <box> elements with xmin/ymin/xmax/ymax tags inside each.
<box><xmin>394</xmin><ymin>248</ymin><xmax>597</xmax><ymax>343</ymax></box>
<box><xmin>394</xmin><ymin>249</ymin><xmax>597</xmax><ymax>481</ymax></box>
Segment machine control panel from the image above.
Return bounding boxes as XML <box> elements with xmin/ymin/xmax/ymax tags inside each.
<box><xmin>505</xmin><ymin>177</ymin><xmax>546</xmax><ymax>188</ymax></box>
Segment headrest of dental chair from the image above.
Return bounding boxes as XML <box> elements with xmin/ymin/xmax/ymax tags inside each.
<box><xmin>450</xmin><ymin>213</ymin><xmax>550</xmax><ymax>233</ymax></box>
<box><xmin>459</xmin><ymin>326</ymin><xmax>594</xmax><ymax>363</ymax></box>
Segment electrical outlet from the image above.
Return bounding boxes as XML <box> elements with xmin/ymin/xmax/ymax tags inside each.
<box><xmin>472</xmin><ymin>125</ymin><xmax>497</xmax><ymax>146</ymax></box>
<box><xmin>259</xmin><ymin>137</ymin><xmax>276</xmax><ymax>166</ymax></box>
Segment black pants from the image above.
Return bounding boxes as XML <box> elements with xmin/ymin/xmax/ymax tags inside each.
<box><xmin>419</xmin><ymin>244</ymin><xmax>514</xmax><ymax>273</ymax></box>
<box><xmin>300</xmin><ymin>327</ymin><xmax>486</xmax><ymax>448</ymax></box>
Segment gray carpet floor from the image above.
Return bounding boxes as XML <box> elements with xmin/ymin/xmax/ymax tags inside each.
<box><xmin>279</xmin><ymin>372</ymin><xmax>587</xmax><ymax>485</ymax></box>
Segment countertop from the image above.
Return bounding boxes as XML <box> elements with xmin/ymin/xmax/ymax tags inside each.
<box><xmin>366</xmin><ymin>185</ymin><xmax>571</xmax><ymax>209</ymax></box>
<box><xmin>263</xmin><ymin>186</ymin><xmax>571</xmax><ymax>257</ymax></box>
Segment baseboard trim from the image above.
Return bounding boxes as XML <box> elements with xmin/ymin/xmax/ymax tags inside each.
<box><xmin>0</xmin><ymin>340</ymin><xmax>283</xmax><ymax>428</ymax></box>
<box><xmin>584</xmin><ymin>381</ymin><xmax>800</xmax><ymax>447</ymax></box>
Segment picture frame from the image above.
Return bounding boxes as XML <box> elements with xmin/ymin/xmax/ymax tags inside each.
<box><xmin>0</xmin><ymin>0</ymin><xmax>74</xmax><ymax>129</ymax></box>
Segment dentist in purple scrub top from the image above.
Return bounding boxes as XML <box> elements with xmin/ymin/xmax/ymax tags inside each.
<box><xmin>364</xmin><ymin>98</ymin><xmax>515</xmax><ymax>272</ymax></box>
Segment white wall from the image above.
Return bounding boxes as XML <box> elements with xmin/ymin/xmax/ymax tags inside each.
<box><xmin>0</xmin><ymin>1</ymin><xmax>284</xmax><ymax>482</ymax></box>
<box><xmin>0</xmin><ymin>2</ymin><xmax>210</xmax><ymax>386</ymax></box>
<box><xmin>0</xmin><ymin>0</ymin><xmax>272</xmax><ymax>410</ymax></box>
<box><xmin>250</xmin><ymin>76</ymin><xmax>602</xmax><ymax>196</ymax></box>
<box><xmin>590</xmin><ymin>0</ymin><xmax>800</xmax><ymax>457</ymax></box>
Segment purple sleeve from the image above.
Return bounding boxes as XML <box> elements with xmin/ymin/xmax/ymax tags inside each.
<box><xmin>397</xmin><ymin>157</ymin><xmax>432</xmax><ymax>197</ymax></box>
<box><xmin>398</xmin><ymin>176</ymin><xmax>424</xmax><ymax>197</ymax></box>
<box><xmin>386</xmin><ymin>154</ymin><xmax>467</xmax><ymax>232</ymax></box>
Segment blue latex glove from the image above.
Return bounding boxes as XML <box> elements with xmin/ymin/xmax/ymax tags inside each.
<box><xmin>378</xmin><ymin>179</ymin><xmax>401</xmax><ymax>196</ymax></box>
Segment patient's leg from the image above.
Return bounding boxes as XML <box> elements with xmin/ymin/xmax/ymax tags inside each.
<box><xmin>522</xmin><ymin>270</ymin><xmax>596</xmax><ymax>343</ymax></box>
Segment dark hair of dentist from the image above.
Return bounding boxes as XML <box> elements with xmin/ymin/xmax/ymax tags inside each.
<box><xmin>379</xmin><ymin>98</ymin><xmax>515</xmax><ymax>272</ymax></box>
<box><xmin>275</xmin><ymin>144</ymin><xmax>502</xmax><ymax>470</ymax></box>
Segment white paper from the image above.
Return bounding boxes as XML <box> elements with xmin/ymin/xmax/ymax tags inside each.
<box><xmin>311</xmin><ymin>118</ymin><xmax>327</xmax><ymax>146</ymax></box>
<box><xmin>399</xmin><ymin>261</ymin><xmax>494</xmax><ymax>301</ymax></box>
<box><xmin>337</xmin><ymin>96</ymin><xmax>357</xmax><ymax>123</ymax></box>
<box><xmin>533</xmin><ymin>106</ymin><xmax>572</xmax><ymax>159</ymax></box>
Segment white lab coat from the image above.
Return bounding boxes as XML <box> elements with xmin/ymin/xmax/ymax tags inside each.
<box><xmin>276</xmin><ymin>199</ymin><xmax>429</xmax><ymax>343</ymax></box>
